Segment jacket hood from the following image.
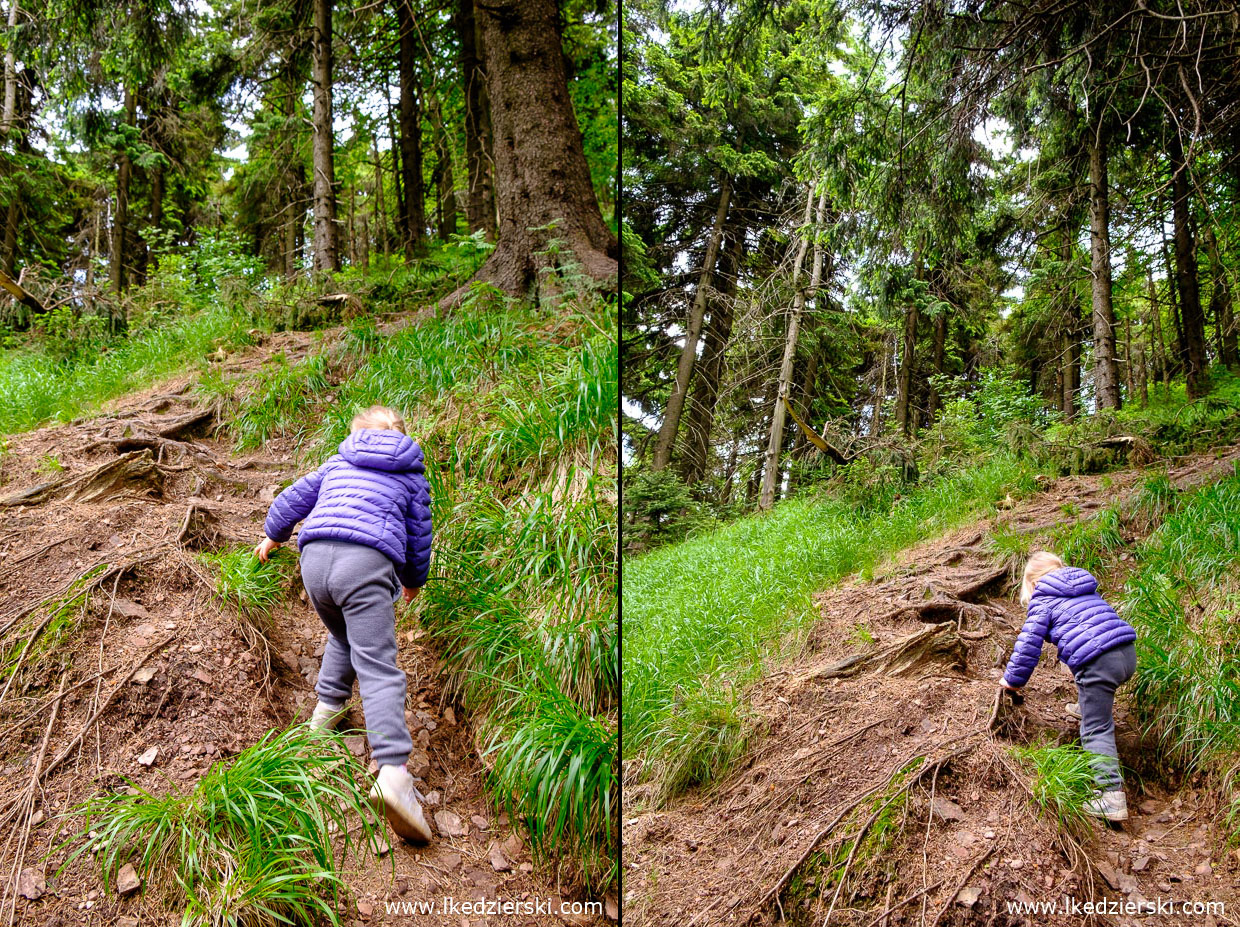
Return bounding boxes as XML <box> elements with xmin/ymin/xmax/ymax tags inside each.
<box><xmin>338</xmin><ymin>430</ymin><xmax>423</xmax><ymax>473</ymax></box>
<box><xmin>1032</xmin><ymin>566</ymin><xmax>1097</xmax><ymax>598</ymax></box>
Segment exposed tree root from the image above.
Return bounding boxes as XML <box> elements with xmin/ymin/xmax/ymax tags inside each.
<box><xmin>807</xmin><ymin>624</ymin><xmax>967</xmax><ymax>681</ymax></box>
<box><xmin>0</xmin><ymin>450</ymin><xmax>164</xmax><ymax>509</ymax></box>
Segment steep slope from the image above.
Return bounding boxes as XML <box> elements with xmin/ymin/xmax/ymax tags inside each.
<box><xmin>0</xmin><ymin>324</ymin><xmax>607</xmax><ymax>925</ymax></box>
<box><xmin>624</xmin><ymin>449</ymin><xmax>1240</xmax><ymax>927</ymax></box>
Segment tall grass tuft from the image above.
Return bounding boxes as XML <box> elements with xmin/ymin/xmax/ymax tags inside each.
<box><xmin>1121</xmin><ymin>470</ymin><xmax>1240</xmax><ymax>796</ymax></box>
<box><xmin>1051</xmin><ymin>506</ymin><xmax>1125</xmax><ymax>576</ymax></box>
<box><xmin>1010</xmin><ymin>741</ymin><xmax>1101</xmax><ymax>835</ymax></box>
<box><xmin>63</xmin><ymin>726</ymin><xmax>382</xmax><ymax>926</ymax></box>
<box><xmin>198</xmin><ymin>546</ymin><xmax>298</xmax><ymax>626</ymax></box>
<box><xmin>624</xmin><ymin>455</ymin><xmax>1033</xmax><ymax>803</ymax></box>
<box><xmin>235</xmin><ymin>353</ymin><xmax>332</xmax><ymax>451</ymax></box>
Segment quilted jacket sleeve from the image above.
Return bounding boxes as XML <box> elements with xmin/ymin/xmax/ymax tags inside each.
<box><xmin>263</xmin><ymin>465</ymin><xmax>328</xmax><ymax>542</ymax></box>
<box><xmin>1002</xmin><ymin>597</ymin><xmax>1052</xmax><ymax>688</ymax></box>
<box><xmin>399</xmin><ymin>471</ymin><xmax>433</xmax><ymax>589</ymax></box>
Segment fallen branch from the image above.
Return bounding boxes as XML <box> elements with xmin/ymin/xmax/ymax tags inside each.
<box><xmin>0</xmin><ymin>267</ymin><xmax>46</xmax><ymax>316</ymax></box>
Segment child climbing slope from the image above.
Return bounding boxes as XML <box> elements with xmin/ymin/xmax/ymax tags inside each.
<box><xmin>1001</xmin><ymin>551</ymin><xmax>1137</xmax><ymax>822</ymax></box>
<box><xmin>254</xmin><ymin>405</ymin><xmax>434</xmax><ymax>843</ymax></box>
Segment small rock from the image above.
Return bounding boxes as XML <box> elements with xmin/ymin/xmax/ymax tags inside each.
<box><xmin>356</xmin><ymin>899</ymin><xmax>373</xmax><ymax>918</ymax></box>
<box><xmin>444</xmin><ymin>706</ymin><xmax>456</xmax><ymax>725</ymax></box>
<box><xmin>136</xmin><ymin>746</ymin><xmax>159</xmax><ymax>767</ymax></box>
<box><xmin>113</xmin><ymin>599</ymin><xmax>149</xmax><ymax>619</ymax></box>
<box><xmin>489</xmin><ymin>842</ymin><xmax>511</xmax><ymax>872</ymax></box>
<box><xmin>955</xmin><ymin>885</ymin><xmax>981</xmax><ymax>908</ymax></box>
<box><xmin>983</xmin><ymin>829</ymin><xmax>995</xmax><ymax>839</ymax></box>
<box><xmin>188</xmin><ymin>643</ymin><xmax>203</xmax><ymax>654</ymax></box>
<box><xmin>1139</xmin><ymin>799</ymin><xmax>1164</xmax><ymax>815</ymax></box>
<box><xmin>116</xmin><ymin>918</ymin><xmax>139</xmax><ymax>927</ymax></box>
<box><xmin>434</xmin><ymin>810</ymin><xmax>468</xmax><ymax>838</ymax></box>
<box><xmin>502</xmin><ymin>832</ymin><xmax>523</xmax><ymax>858</ymax></box>
<box><xmin>1096</xmin><ymin>861</ymin><xmax>1122</xmax><ymax>890</ymax></box>
<box><xmin>423</xmin><ymin>790</ymin><xmax>441</xmax><ymax>807</ymax></box>
<box><xmin>931</xmin><ymin>798</ymin><xmax>965</xmax><ymax>822</ymax></box>
<box><xmin>441</xmin><ymin>852</ymin><xmax>462</xmax><ymax>871</ymax></box>
<box><xmin>604</xmin><ymin>895</ymin><xmax>618</xmax><ymax>921</ymax></box>
<box><xmin>29</xmin><ymin>809</ymin><xmax>44</xmax><ymax>826</ymax></box>
<box><xmin>519</xmin><ymin>862</ymin><xmax>533</xmax><ymax>873</ymax></box>
<box><xmin>407</xmin><ymin>749</ymin><xmax>431</xmax><ymax>779</ymax></box>
<box><xmin>17</xmin><ymin>867</ymin><xmax>45</xmax><ymax>900</ymax></box>
<box><xmin>190</xmin><ymin>669</ymin><xmax>212</xmax><ymax>685</ymax></box>
<box><xmin>116</xmin><ymin>863</ymin><xmax>141</xmax><ymax>895</ymax></box>
<box><xmin>344</xmin><ymin>736</ymin><xmax>366</xmax><ymax>757</ymax></box>
<box><xmin>131</xmin><ymin>666</ymin><xmax>156</xmax><ymax>685</ymax></box>
<box><xmin>1195</xmin><ymin>861</ymin><xmax>1213</xmax><ymax>877</ymax></box>
<box><xmin>1132</xmin><ymin>856</ymin><xmax>1150</xmax><ymax>872</ymax></box>
<box><xmin>1009</xmin><ymin>859</ymin><xmax>1024</xmax><ymax>870</ymax></box>
<box><xmin>471</xmin><ymin>814</ymin><xmax>489</xmax><ymax>831</ymax></box>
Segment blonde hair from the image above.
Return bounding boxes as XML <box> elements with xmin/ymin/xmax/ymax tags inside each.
<box><xmin>350</xmin><ymin>405</ymin><xmax>406</xmax><ymax>434</ymax></box>
<box><xmin>1020</xmin><ymin>550</ymin><xmax>1065</xmax><ymax>606</ymax></box>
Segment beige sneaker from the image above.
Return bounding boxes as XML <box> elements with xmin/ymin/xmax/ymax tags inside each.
<box><xmin>369</xmin><ymin>764</ymin><xmax>433</xmax><ymax>844</ymax></box>
<box><xmin>1084</xmin><ymin>789</ymin><xmax>1128</xmax><ymax>822</ymax></box>
<box><xmin>308</xmin><ymin>700</ymin><xmax>348</xmax><ymax>731</ymax></box>
<box><xmin>1065</xmin><ymin>701</ymin><xmax>1082</xmax><ymax>719</ymax></box>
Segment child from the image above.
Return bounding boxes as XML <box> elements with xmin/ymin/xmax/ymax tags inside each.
<box><xmin>1001</xmin><ymin>551</ymin><xmax>1137</xmax><ymax>822</ymax></box>
<box><xmin>255</xmin><ymin>405</ymin><xmax>433</xmax><ymax>843</ymax></box>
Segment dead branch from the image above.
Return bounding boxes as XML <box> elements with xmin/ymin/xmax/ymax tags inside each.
<box><xmin>807</xmin><ymin>624</ymin><xmax>967</xmax><ymax>681</ymax></box>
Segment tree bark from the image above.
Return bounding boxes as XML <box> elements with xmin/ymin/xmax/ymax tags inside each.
<box><xmin>431</xmin><ymin>97</ymin><xmax>458</xmax><ymax>241</ymax></box>
<box><xmin>1147</xmin><ymin>267</ymin><xmax>1165</xmax><ymax>385</ymax></box>
<box><xmin>110</xmin><ymin>86</ymin><xmax>137</xmax><ymax>297</ymax></box>
<box><xmin>442</xmin><ymin>0</ymin><xmax>616</xmax><ymax>304</ymax></box>
<box><xmin>759</xmin><ymin>184</ymin><xmax>825</xmax><ymax>510</ymax></box>
<box><xmin>679</xmin><ymin>225</ymin><xmax>742</xmax><ymax>486</ymax></box>
<box><xmin>1058</xmin><ymin>222</ymin><xmax>1079</xmax><ymax>420</ymax></box>
<box><xmin>1088</xmin><ymin>121</ymin><xmax>1122</xmax><ymax>410</ymax></box>
<box><xmin>372</xmin><ymin>136</ymin><xmax>390</xmax><ymax>260</ymax></box>
<box><xmin>651</xmin><ymin>175</ymin><xmax>730</xmax><ymax>471</ymax></box>
<box><xmin>1</xmin><ymin>0</ymin><xmax>17</xmax><ymax>135</ymax></box>
<box><xmin>1169</xmin><ymin>132</ymin><xmax>1208</xmax><ymax>398</ymax></box>
<box><xmin>456</xmin><ymin>0</ymin><xmax>496</xmax><ymax>240</ymax></box>
<box><xmin>311</xmin><ymin>0</ymin><xmax>339</xmax><ymax>274</ymax></box>
<box><xmin>1204</xmin><ymin>226</ymin><xmax>1236</xmax><ymax>370</ymax></box>
<box><xmin>397</xmin><ymin>0</ymin><xmax>425</xmax><ymax>255</ymax></box>
<box><xmin>282</xmin><ymin>64</ymin><xmax>304</xmax><ymax>279</ymax></box>
<box><xmin>928</xmin><ymin>310</ymin><xmax>947</xmax><ymax>419</ymax></box>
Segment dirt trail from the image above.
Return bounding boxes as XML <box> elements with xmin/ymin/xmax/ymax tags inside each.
<box><xmin>0</xmin><ymin>327</ymin><xmax>601</xmax><ymax>926</ymax></box>
<box><xmin>624</xmin><ymin>448</ymin><xmax>1240</xmax><ymax>927</ymax></box>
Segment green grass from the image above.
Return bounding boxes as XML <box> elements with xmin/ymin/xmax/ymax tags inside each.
<box><xmin>624</xmin><ymin>455</ymin><xmax>1036</xmax><ymax>803</ymax></box>
<box><xmin>234</xmin><ymin>353</ymin><xmax>331</xmax><ymax>451</ymax></box>
<box><xmin>1121</xmin><ymin>468</ymin><xmax>1240</xmax><ymax>794</ymax></box>
<box><xmin>1051</xmin><ymin>506</ymin><xmax>1125</xmax><ymax>576</ymax></box>
<box><xmin>0</xmin><ymin>305</ymin><xmax>251</xmax><ymax>436</ymax></box>
<box><xmin>198</xmin><ymin>546</ymin><xmax>298</xmax><ymax>626</ymax></box>
<box><xmin>1009</xmin><ymin>741</ymin><xmax>1101</xmax><ymax>835</ymax></box>
<box><xmin>63</xmin><ymin>726</ymin><xmax>383</xmax><ymax>926</ymax></box>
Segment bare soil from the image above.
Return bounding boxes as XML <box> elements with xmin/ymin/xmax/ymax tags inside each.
<box><xmin>623</xmin><ymin>449</ymin><xmax>1240</xmax><ymax>927</ymax></box>
<box><xmin>0</xmin><ymin>328</ymin><xmax>606</xmax><ymax>926</ymax></box>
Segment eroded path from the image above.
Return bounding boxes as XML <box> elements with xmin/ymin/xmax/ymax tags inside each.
<box><xmin>623</xmin><ymin>448</ymin><xmax>1240</xmax><ymax>927</ymax></box>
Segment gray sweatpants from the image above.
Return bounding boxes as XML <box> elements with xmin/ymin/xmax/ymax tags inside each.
<box><xmin>300</xmin><ymin>540</ymin><xmax>412</xmax><ymax>769</ymax></box>
<box><xmin>1073</xmin><ymin>642</ymin><xmax>1136</xmax><ymax>790</ymax></box>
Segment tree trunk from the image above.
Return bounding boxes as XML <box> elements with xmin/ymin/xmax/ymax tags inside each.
<box><xmin>282</xmin><ymin>64</ymin><xmax>303</xmax><ymax>280</ymax></box>
<box><xmin>431</xmin><ymin>98</ymin><xmax>458</xmax><ymax>241</ymax></box>
<box><xmin>651</xmin><ymin>175</ymin><xmax>731</xmax><ymax>471</ymax></box>
<box><xmin>871</xmin><ymin>334</ymin><xmax>888</xmax><ymax>437</ymax></box>
<box><xmin>1147</xmin><ymin>267</ymin><xmax>1165</xmax><ymax>385</ymax></box>
<box><xmin>148</xmin><ymin>163</ymin><xmax>164</xmax><ymax>272</ymax></box>
<box><xmin>311</xmin><ymin>0</ymin><xmax>339</xmax><ymax>274</ymax></box>
<box><xmin>372</xmin><ymin>136</ymin><xmax>390</xmax><ymax>261</ymax></box>
<box><xmin>928</xmin><ymin>310</ymin><xmax>947</xmax><ymax>419</ymax></box>
<box><xmin>1</xmin><ymin>0</ymin><xmax>17</xmax><ymax>135</ymax></box>
<box><xmin>1169</xmin><ymin>132</ymin><xmax>1208</xmax><ymax>398</ymax></box>
<box><xmin>397</xmin><ymin>0</ymin><xmax>425</xmax><ymax>256</ymax></box>
<box><xmin>680</xmin><ymin>226</ymin><xmax>743</xmax><ymax>486</ymax></box>
<box><xmin>457</xmin><ymin>0</ymin><xmax>496</xmax><ymax>240</ymax></box>
<box><xmin>1061</xmin><ymin>224</ymin><xmax>1080</xmax><ymax>420</ymax></box>
<box><xmin>1160</xmin><ymin>223</ymin><xmax>1184</xmax><ymax>377</ymax></box>
<box><xmin>1088</xmin><ymin>121</ymin><xmax>1121</xmax><ymax>410</ymax></box>
<box><xmin>443</xmin><ymin>0</ymin><xmax>616</xmax><ymax>304</ymax></box>
<box><xmin>1205</xmin><ymin>226</ymin><xmax>1237</xmax><ymax>369</ymax></box>
<box><xmin>110</xmin><ymin>86</ymin><xmax>137</xmax><ymax>297</ymax></box>
<box><xmin>759</xmin><ymin>184</ymin><xmax>824</xmax><ymax>511</ymax></box>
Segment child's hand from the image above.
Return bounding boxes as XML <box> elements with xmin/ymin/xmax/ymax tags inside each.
<box><xmin>254</xmin><ymin>537</ymin><xmax>281</xmax><ymax>562</ymax></box>
<box><xmin>402</xmin><ymin>586</ymin><xmax>420</xmax><ymax>603</ymax></box>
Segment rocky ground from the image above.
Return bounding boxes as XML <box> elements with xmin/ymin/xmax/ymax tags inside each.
<box><xmin>0</xmin><ymin>328</ymin><xmax>608</xmax><ymax>926</ymax></box>
<box><xmin>623</xmin><ymin>447</ymin><xmax>1240</xmax><ymax>927</ymax></box>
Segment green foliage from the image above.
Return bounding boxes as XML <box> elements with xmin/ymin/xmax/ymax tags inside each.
<box><xmin>1010</xmin><ymin>740</ymin><xmax>1102</xmax><ymax>835</ymax></box>
<box><xmin>235</xmin><ymin>354</ymin><xmax>332</xmax><ymax>451</ymax></box>
<box><xmin>622</xmin><ymin>468</ymin><xmax>709</xmax><ymax>546</ymax></box>
<box><xmin>624</xmin><ymin>455</ymin><xmax>1032</xmax><ymax>802</ymax></box>
<box><xmin>198</xmin><ymin>546</ymin><xmax>298</xmax><ymax>626</ymax></box>
<box><xmin>1121</xmin><ymin>471</ymin><xmax>1240</xmax><ymax>803</ymax></box>
<box><xmin>1052</xmin><ymin>506</ymin><xmax>1125</xmax><ymax>576</ymax></box>
<box><xmin>931</xmin><ymin>368</ymin><xmax>1056</xmax><ymax>453</ymax></box>
<box><xmin>63</xmin><ymin>726</ymin><xmax>383</xmax><ymax>926</ymax></box>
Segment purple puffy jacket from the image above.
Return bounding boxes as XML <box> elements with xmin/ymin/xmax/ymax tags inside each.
<box><xmin>1002</xmin><ymin>567</ymin><xmax>1136</xmax><ymax>688</ymax></box>
<box><xmin>263</xmin><ymin>430</ymin><xmax>433</xmax><ymax>589</ymax></box>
